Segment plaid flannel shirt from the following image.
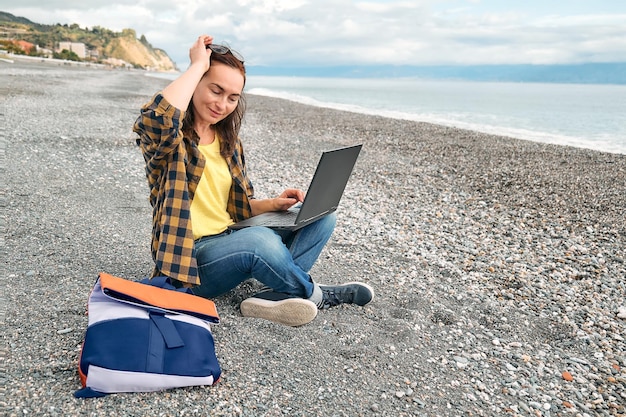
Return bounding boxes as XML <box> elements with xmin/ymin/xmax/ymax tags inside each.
<box><xmin>133</xmin><ymin>93</ymin><xmax>254</xmax><ymax>285</ymax></box>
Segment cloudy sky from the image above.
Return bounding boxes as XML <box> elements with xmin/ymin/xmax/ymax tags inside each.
<box><xmin>3</xmin><ymin>0</ymin><xmax>626</xmax><ymax>68</ymax></box>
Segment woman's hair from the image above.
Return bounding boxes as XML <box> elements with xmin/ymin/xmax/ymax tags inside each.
<box><xmin>183</xmin><ymin>49</ymin><xmax>246</xmax><ymax>158</ymax></box>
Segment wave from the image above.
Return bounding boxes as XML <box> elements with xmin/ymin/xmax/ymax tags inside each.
<box><xmin>142</xmin><ymin>73</ymin><xmax>625</xmax><ymax>155</ymax></box>
<box><xmin>247</xmin><ymin>87</ymin><xmax>625</xmax><ymax>155</ymax></box>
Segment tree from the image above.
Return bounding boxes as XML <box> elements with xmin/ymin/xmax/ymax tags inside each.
<box><xmin>121</xmin><ymin>28</ymin><xmax>136</xmax><ymax>38</ymax></box>
<box><xmin>139</xmin><ymin>34</ymin><xmax>152</xmax><ymax>48</ymax></box>
<box><xmin>53</xmin><ymin>49</ymin><xmax>81</xmax><ymax>61</ymax></box>
<box><xmin>0</xmin><ymin>40</ymin><xmax>24</xmax><ymax>54</ymax></box>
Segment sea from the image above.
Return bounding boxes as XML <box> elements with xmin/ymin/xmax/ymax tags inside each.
<box><xmin>148</xmin><ymin>73</ymin><xmax>626</xmax><ymax>155</ymax></box>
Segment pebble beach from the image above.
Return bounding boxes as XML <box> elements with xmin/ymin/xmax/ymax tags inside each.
<box><xmin>1</xmin><ymin>60</ymin><xmax>625</xmax><ymax>417</ymax></box>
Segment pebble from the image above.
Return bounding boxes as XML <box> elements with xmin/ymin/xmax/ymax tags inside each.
<box><xmin>3</xmin><ymin>60</ymin><xmax>626</xmax><ymax>417</ymax></box>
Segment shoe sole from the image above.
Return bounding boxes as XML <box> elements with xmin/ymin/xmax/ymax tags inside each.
<box><xmin>240</xmin><ymin>297</ymin><xmax>318</xmax><ymax>327</ymax></box>
<box><xmin>318</xmin><ymin>281</ymin><xmax>375</xmax><ymax>306</ymax></box>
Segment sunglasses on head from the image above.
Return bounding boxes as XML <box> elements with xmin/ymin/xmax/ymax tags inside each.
<box><xmin>206</xmin><ymin>44</ymin><xmax>244</xmax><ymax>63</ymax></box>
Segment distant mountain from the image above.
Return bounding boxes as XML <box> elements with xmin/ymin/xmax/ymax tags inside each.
<box><xmin>0</xmin><ymin>11</ymin><xmax>176</xmax><ymax>71</ymax></box>
<box><xmin>0</xmin><ymin>11</ymin><xmax>34</xmax><ymax>26</ymax></box>
<box><xmin>247</xmin><ymin>63</ymin><xmax>626</xmax><ymax>85</ymax></box>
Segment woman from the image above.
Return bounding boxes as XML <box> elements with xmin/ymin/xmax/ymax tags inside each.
<box><xmin>133</xmin><ymin>35</ymin><xmax>373</xmax><ymax>326</ymax></box>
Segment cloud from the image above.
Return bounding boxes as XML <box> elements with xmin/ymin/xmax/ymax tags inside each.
<box><xmin>3</xmin><ymin>0</ymin><xmax>625</xmax><ymax>67</ymax></box>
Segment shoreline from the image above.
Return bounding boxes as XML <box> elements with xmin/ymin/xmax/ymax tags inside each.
<box><xmin>1</xmin><ymin>52</ymin><xmax>178</xmax><ymax>75</ymax></box>
<box><xmin>2</xmin><ymin>61</ymin><xmax>625</xmax><ymax>416</ymax></box>
<box><xmin>244</xmin><ymin>83</ymin><xmax>626</xmax><ymax>157</ymax></box>
<box><xmin>7</xmin><ymin>56</ymin><xmax>624</xmax><ymax>155</ymax></box>
<box><xmin>140</xmin><ymin>64</ymin><xmax>626</xmax><ymax>156</ymax></box>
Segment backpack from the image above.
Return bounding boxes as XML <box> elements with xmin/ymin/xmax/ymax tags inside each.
<box><xmin>74</xmin><ymin>272</ymin><xmax>221</xmax><ymax>398</ymax></box>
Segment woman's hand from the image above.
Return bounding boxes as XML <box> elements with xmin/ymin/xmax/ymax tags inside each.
<box><xmin>249</xmin><ymin>188</ymin><xmax>305</xmax><ymax>216</ymax></box>
<box><xmin>189</xmin><ymin>35</ymin><xmax>214</xmax><ymax>73</ymax></box>
<box><xmin>274</xmin><ymin>188</ymin><xmax>305</xmax><ymax>211</ymax></box>
<box><xmin>162</xmin><ymin>35</ymin><xmax>214</xmax><ymax>110</ymax></box>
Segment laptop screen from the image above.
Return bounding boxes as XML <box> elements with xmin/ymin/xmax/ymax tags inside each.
<box><xmin>295</xmin><ymin>144</ymin><xmax>362</xmax><ymax>224</ymax></box>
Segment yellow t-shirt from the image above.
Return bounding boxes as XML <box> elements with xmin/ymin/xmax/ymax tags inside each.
<box><xmin>190</xmin><ymin>137</ymin><xmax>235</xmax><ymax>239</ymax></box>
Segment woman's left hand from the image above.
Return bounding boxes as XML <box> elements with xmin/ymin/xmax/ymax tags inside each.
<box><xmin>273</xmin><ymin>188</ymin><xmax>305</xmax><ymax>211</ymax></box>
<box><xmin>250</xmin><ymin>188</ymin><xmax>305</xmax><ymax>216</ymax></box>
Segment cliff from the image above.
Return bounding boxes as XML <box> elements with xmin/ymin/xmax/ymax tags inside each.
<box><xmin>0</xmin><ymin>11</ymin><xmax>177</xmax><ymax>71</ymax></box>
<box><xmin>102</xmin><ymin>29</ymin><xmax>177</xmax><ymax>71</ymax></box>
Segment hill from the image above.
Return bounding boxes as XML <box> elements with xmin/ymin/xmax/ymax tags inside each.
<box><xmin>0</xmin><ymin>11</ymin><xmax>176</xmax><ymax>71</ymax></box>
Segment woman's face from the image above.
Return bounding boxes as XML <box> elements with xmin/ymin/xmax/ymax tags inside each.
<box><xmin>192</xmin><ymin>62</ymin><xmax>244</xmax><ymax>126</ymax></box>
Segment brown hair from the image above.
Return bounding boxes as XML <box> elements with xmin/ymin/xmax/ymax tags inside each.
<box><xmin>183</xmin><ymin>49</ymin><xmax>246</xmax><ymax>158</ymax></box>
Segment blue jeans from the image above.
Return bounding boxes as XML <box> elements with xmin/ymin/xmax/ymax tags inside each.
<box><xmin>192</xmin><ymin>213</ymin><xmax>336</xmax><ymax>299</ymax></box>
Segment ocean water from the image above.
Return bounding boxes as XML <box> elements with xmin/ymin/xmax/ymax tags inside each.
<box><xmin>246</xmin><ymin>76</ymin><xmax>626</xmax><ymax>155</ymax></box>
<box><xmin>146</xmin><ymin>72</ymin><xmax>626</xmax><ymax>154</ymax></box>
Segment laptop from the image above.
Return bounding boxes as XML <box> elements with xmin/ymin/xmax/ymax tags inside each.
<box><xmin>229</xmin><ymin>144</ymin><xmax>362</xmax><ymax>231</ymax></box>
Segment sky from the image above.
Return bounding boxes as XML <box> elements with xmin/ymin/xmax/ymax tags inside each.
<box><xmin>2</xmin><ymin>0</ymin><xmax>626</xmax><ymax>69</ymax></box>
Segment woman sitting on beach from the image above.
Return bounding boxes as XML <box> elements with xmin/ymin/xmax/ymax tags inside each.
<box><xmin>133</xmin><ymin>35</ymin><xmax>374</xmax><ymax>326</ymax></box>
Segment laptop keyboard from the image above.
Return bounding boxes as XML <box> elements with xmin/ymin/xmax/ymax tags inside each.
<box><xmin>253</xmin><ymin>210</ymin><xmax>299</xmax><ymax>226</ymax></box>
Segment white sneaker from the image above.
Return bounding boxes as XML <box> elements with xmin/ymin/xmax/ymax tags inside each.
<box><xmin>240</xmin><ymin>291</ymin><xmax>318</xmax><ymax>327</ymax></box>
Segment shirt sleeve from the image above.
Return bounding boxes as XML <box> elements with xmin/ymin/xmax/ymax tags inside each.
<box><xmin>133</xmin><ymin>93</ymin><xmax>186</xmax><ymax>165</ymax></box>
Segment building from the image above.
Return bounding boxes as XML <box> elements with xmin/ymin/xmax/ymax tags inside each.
<box><xmin>14</xmin><ymin>40</ymin><xmax>35</xmax><ymax>54</ymax></box>
<box><xmin>36</xmin><ymin>45</ymin><xmax>54</xmax><ymax>58</ymax></box>
<box><xmin>57</xmin><ymin>41</ymin><xmax>87</xmax><ymax>58</ymax></box>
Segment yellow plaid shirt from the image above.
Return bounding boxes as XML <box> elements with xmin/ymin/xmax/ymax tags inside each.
<box><xmin>133</xmin><ymin>93</ymin><xmax>254</xmax><ymax>285</ymax></box>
